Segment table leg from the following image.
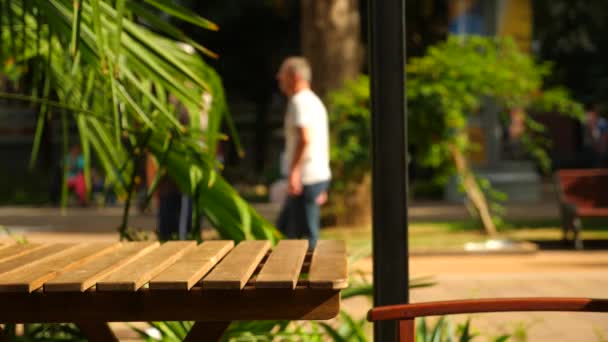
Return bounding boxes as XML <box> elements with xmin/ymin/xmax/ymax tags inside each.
<box><xmin>76</xmin><ymin>322</ymin><xmax>118</xmax><ymax>342</ymax></box>
<box><xmin>184</xmin><ymin>321</ymin><xmax>231</xmax><ymax>342</ymax></box>
<box><xmin>0</xmin><ymin>324</ymin><xmax>8</xmax><ymax>342</ymax></box>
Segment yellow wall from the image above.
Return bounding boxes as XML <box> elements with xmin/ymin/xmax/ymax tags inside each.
<box><xmin>498</xmin><ymin>0</ymin><xmax>532</xmax><ymax>52</ymax></box>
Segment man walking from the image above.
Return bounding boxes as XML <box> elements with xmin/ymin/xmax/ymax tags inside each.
<box><xmin>275</xmin><ymin>57</ymin><xmax>331</xmax><ymax>248</ymax></box>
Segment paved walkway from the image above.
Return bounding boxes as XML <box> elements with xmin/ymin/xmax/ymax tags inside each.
<box><xmin>348</xmin><ymin>252</ymin><xmax>608</xmax><ymax>342</ymax></box>
<box><xmin>0</xmin><ymin>200</ymin><xmax>560</xmax><ymax>233</ymax></box>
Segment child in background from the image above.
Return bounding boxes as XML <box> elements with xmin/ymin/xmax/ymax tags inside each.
<box><xmin>66</xmin><ymin>144</ymin><xmax>87</xmax><ymax>206</ymax></box>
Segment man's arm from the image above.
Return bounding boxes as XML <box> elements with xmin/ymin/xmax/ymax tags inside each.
<box><xmin>288</xmin><ymin>126</ymin><xmax>310</xmax><ymax>195</ymax></box>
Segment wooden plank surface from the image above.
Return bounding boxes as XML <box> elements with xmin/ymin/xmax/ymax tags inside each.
<box><xmin>308</xmin><ymin>240</ymin><xmax>348</xmax><ymax>289</ymax></box>
<box><xmin>0</xmin><ymin>244</ymin><xmax>43</xmax><ymax>263</ymax></box>
<box><xmin>0</xmin><ymin>243</ymin><xmax>119</xmax><ymax>292</ymax></box>
<box><xmin>202</xmin><ymin>241</ymin><xmax>271</xmax><ymax>290</ymax></box>
<box><xmin>0</xmin><ymin>244</ymin><xmax>76</xmax><ymax>277</ymax></box>
<box><xmin>256</xmin><ymin>240</ymin><xmax>308</xmax><ymax>289</ymax></box>
<box><xmin>45</xmin><ymin>242</ymin><xmax>160</xmax><ymax>292</ymax></box>
<box><xmin>97</xmin><ymin>241</ymin><xmax>195</xmax><ymax>291</ymax></box>
<box><xmin>150</xmin><ymin>241</ymin><xmax>234</xmax><ymax>290</ymax></box>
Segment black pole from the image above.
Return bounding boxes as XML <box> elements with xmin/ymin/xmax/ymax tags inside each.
<box><xmin>369</xmin><ymin>0</ymin><xmax>409</xmax><ymax>341</ymax></box>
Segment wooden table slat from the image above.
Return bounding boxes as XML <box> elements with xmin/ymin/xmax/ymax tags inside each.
<box><xmin>150</xmin><ymin>240</ymin><xmax>234</xmax><ymax>290</ymax></box>
<box><xmin>0</xmin><ymin>240</ymin><xmax>346</xmax><ymax>323</ymax></box>
<box><xmin>97</xmin><ymin>241</ymin><xmax>196</xmax><ymax>291</ymax></box>
<box><xmin>0</xmin><ymin>244</ymin><xmax>77</xmax><ymax>278</ymax></box>
<box><xmin>202</xmin><ymin>241</ymin><xmax>271</xmax><ymax>290</ymax></box>
<box><xmin>308</xmin><ymin>240</ymin><xmax>348</xmax><ymax>289</ymax></box>
<box><xmin>0</xmin><ymin>244</ymin><xmax>44</xmax><ymax>264</ymax></box>
<box><xmin>45</xmin><ymin>242</ymin><xmax>160</xmax><ymax>292</ymax></box>
<box><xmin>0</xmin><ymin>243</ymin><xmax>120</xmax><ymax>293</ymax></box>
<box><xmin>313</xmin><ymin>240</ymin><xmax>346</xmax><ymax>254</ymax></box>
<box><xmin>255</xmin><ymin>240</ymin><xmax>308</xmax><ymax>289</ymax></box>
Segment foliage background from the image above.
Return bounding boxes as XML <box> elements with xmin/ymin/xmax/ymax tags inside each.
<box><xmin>328</xmin><ymin>35</ymin><xmax>583</xmax><ymax>230</ymax></box>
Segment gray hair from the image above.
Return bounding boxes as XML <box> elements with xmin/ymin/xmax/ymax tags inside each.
<box><xmin>284</xmin><ymin>57</ymin><xmax>312</xmax><ymax>82</ymax></box>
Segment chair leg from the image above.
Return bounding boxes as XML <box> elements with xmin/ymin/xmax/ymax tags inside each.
<box><xmin>184</xmin><ymin>321</ymin><xmax>231</xmax><ymax>342</ymax></box>
<box><xmin>397</xmin><ymin>319</ymin><xmax>415</xmax><ymax>342</ymax></box>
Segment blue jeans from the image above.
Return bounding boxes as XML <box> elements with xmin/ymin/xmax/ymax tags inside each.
<box><xmin>276</xmin><ymin>180</ymin><xmax>329</xmax><ymax>248</ymax></box>
<box><xmin>158</xmin><ymin>192</ymin><xmax>192</xmax><ymax>241</ymax></box>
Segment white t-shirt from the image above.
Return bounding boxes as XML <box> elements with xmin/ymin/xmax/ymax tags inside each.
<box><xmin>281</xmin><ymin>89</ymin><xmax>331</xmax><ymax>185</ymax></box>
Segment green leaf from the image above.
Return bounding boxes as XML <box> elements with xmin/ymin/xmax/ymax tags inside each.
<box><xmin>87</xmin><ymin>0</ymin><xmax>107</xmax><ymax>66</ymax></box>
<box><xmin>121</xmin><ymin>67</ymin><xmax>182</xmax><ymax>128</ymax></box>
<box><xmin>430</xmin><ymin>316</ymin><xmax>446</xmax><ymax>342</ymax></box>
<box><xmin>417</xmin><ymin>318</ymin><xmax>428</xmax><ymax>342</ymax></box>
<box><xmin>141</xmin><ymin>0</ymin><xmax>219</xmax><ymax>31</ymax></box>
<box><xmin>5</xmin><ymin>0</ymin><xmax>276</xmax><ymax>251</ymax></box>
<box><xmin>318</xmin><ymin>322</ymin><xmax>348</xmax><ymax>342</ymax></box>
<box><xmin>124</xmin><ymin>1</ymin><xmax>217</xmax><ymax>59</ymax></box>
<box><xmin>113</xmin><ymin>0</ymin><xmax>126</xmax><ymax>57</ymax></box>
<box><xmin>459</xmin><ymin>319</ymin><xmax>474</xmax><ymax>342</ymax></box>
<box><xmin>493</xmin><ymin>334</ymin><xmax>511</xmax><ymax>342</ymax></box>
<box><xmin>69</xmin><ymin>0</ymin><xmax>82</xmax><ymax>56</ymax></box>
<box><xmin>114</xmin><ymin>82</ymin><xmax>155</xmax><ymax>128</ymax></box>
<box><xmin>340</xmin><ymin>311</ymin><xmax>368</xmax><ymax>341</ymax></box>
<box><xmin>341</xmin><ymin>283</ymin><xmax>372</xmax><ymax>299</ymax></box>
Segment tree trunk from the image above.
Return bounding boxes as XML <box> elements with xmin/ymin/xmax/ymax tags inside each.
<box><xmin>301</xmin><ymin>0</ymin><xmax>363</xmax><ymax>98</ymax></box>
<box><xmin>333</xmin><ymin>173</ymin><xmax>372</xmax><ymax>227</ymax></box>
<box><xmin>448</xmin><ymin>143</ymin><xmax>498</xmax><ymax>236</ymax></box>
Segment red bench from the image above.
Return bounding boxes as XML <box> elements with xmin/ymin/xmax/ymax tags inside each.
<box><xmin>368</xmin><ymin>298</ymin><xmax>608</xmax><ymax>341</ymax></box>
<box><xmin>555</xmin><ymin>169</ymin><xmax>608</xmax><ymax>249</ymax></box>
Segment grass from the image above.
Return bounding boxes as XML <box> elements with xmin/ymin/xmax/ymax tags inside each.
<box><xmin>320</xmin><ymin>219</ymin><xmax>608</xmax><ymax>252</ymax></box>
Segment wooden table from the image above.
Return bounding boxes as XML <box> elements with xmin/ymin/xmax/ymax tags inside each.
<box><xmin>0</xmin><ymin>240</ymin><xmax>347</xmax><ymax>341</ymax></box>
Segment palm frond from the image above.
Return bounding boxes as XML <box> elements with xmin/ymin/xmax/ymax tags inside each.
<box><xmin>1</xmin><ymin>0</ymin><xmax>278</xmax><ymax>242</ymax></box>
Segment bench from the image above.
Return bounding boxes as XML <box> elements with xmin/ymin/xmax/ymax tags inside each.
<box><xmin>0</xmin><ymin>240</ymin><xmax>347</xmax><ymax>341</ymax></box>
<box><xmin>555</xmin><ymin>169</ymin><xmax>608</xmax><ymax>249</ymax></box>
<box><xmin>368</xmin><ymin>298</ymin><xmax>608</xmax><ymax>341</ymax></box>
